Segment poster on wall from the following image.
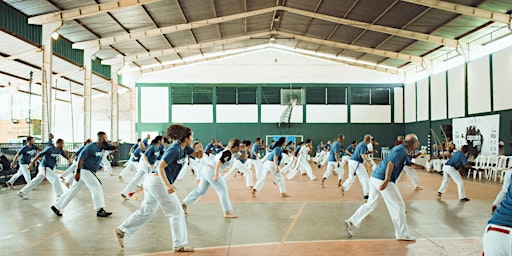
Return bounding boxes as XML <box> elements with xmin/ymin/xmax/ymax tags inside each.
<box><xmin>452</xmin><ymin>114</ymin><xmax>500</xmax><ymax>156</ymax></box>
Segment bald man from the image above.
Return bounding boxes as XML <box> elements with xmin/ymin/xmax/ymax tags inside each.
<box><xmin>344</xmin><ymin>134</ymin><xmax>424</xmax><ymax>241</ymax></box>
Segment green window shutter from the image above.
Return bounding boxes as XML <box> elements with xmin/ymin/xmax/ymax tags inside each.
<box><xmin>306</xmin><ymin>87</ymin><xmax>326</xmax><ymax>104</ymax></box>
<box><xmin>351</xmin><ymin>87</ymin><xmax>370</xmax><ymax>105</ymax></box>
<box><xmin>370</xmin><ymin>88</ymin><xmax>390</xmax><ymax>105</ymax></box>
<box><xmin>237</xmin><ymin>87</ymin><xmax>256</xmax><ymax>104</ymax></box>
<box><xmin>192</xmin><ymin>87</ymin><xmax>212</xmax><ymax>104</ymax></box>
<box><xmin>172</xmin><ymin>87</ymin><xmax>193</xmax><ymax>104</ymax></box>
<box><xmin>261</xmin><ymin>87</ymin><xmax>281</xmax><ymax>104</ymax></box>
<box><xmin>216</xmin><ymin>87</ymin><xmax>236</xmax><ymax>104</ymax></box>
<box><xmin>327</xmin><ymin>87</ymin><xmax>346</xmax><ymax>104</ymax></box>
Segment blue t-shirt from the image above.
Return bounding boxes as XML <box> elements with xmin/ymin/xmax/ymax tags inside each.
<box><xmin>157</xmin><ymin>145</ymin><xmax>165</xmax><ymax>160</ymax></box>
<box><xmin>489</xmin><ymin>182</ymin><xmax>512</xmax><ymax>227</ymax></box>
<box><xmin>38</xmin><ymin>146</ymin><xmax>66</xmax><ymax>169</ymax></box>
<box><xmin>130</xmin><ymin>147</ymin><xmax>142</xmax><ymax>162</ymax></box>
<box><xmin>158</xmin><ymin>141</ymin><xmax>195</xmax><ymax>184</ymax></box>
<box><xmin>294</xmin><ymin>146</ymin><xmax>301</xmax><ymax>157</ymax></box>
<box><xmin>325</xmin><ymin>144</ymin><xmax>331</xmax><ymax>150</ymax></box>
<box><xmin>131</xmin><ymin>143</ymin><xmax>139</xmax><ymax>152</ymax></box>
<box><xmin>350</xmin><ymin>142</ymin><xmax>368</xmax><ymax>163</ymax></box>
<box><xmin>79</xmin><ymin>143</ymin><xmax>115</xmax><ymax>173</ymax></box>
<box><xmin>266</xmin><ymin>146</ymin><xmax>283</xmax><ymax>165</ymax></box>
<box><xmin>251</xmin><ymin>143</ymin><xmax>260</xmax><ymax>159</ymax></box>
<box><xmin>327</xmin><ymin>141</ymin><xmax>341</xmax><ymax>162</ymax></box>
<box><xmin>144</xmin><ymin>145</ymin><xmax>162</xmax><ymax>165</ymax></box>
<box><xmin>445</xmin><ymin>151</ymin><xmax>468</xmax><ymax>169</ymax></box>
<box><xmin>74</xmin><ymin>145</ymin><xmax>87</xmax><ymax>161</ymax></box>
<box><xmin>371</xmin><ymin>145</ymin><xmax>411</xmax><ymax>183</ymax></box>
<box><xmin>343</xmin><ymin>144</ymin><xmax>355</xmax><ymax>156</ymax></box>
<box><xmin>317</xmin><ymin>144</ymin><xmax>324</xmax><ymax>153</ymax></box>
<box><xmin>17</xmin><ymin>145</ymin><xmax>39</xmax><ymax>165</ymax></box>
<box><xmin>204</xmin><ymin>143</ymin><xmax>215</xmax><ymax>153</ymax></box>
<box><xmin>47</xmin><ymin>139</ymin><xmax>54</xmax><ymax>147</ymax></box>
<box><xmin>142</xmin><ymin>138</ymin><xmax>149</xmax><ymax>147</ymax></box>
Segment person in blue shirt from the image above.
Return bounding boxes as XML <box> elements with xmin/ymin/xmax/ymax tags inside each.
<box><xmin>118</xmin><ymin>144</ymin><xmax>143</xmax><ymax>180</ymax></box>
<box><xmin>51</xmin><ymin>131</ymin><xmax>118</xmax><ymax>217</ymax></box>
<box><xmin>313</xmin><ymin>141</ymin><xmax>325</xmax><ymax>163</ymax></box>
<box><xmin>116</xmin><ymin>124</ymin><xmax>199</xmax><ymax>252</ymax></box>
<box><xmin>6</xmin><ymin>136</ymin><xmax>39</xmax><ymax>188</ymax></box>
<box><xmin>222</xmin><ymin>140</ymin><xmax>254</xmax><ymax>189</ymax></box>
<box><xmin>183</xmin><ymin>138</ymin><xmax>246</xmax><ymax>218</ymax></box>
<box><xmin>60</xmin><ymin>139</ymin><xmax>92</xmax><ymax>187</ymax></box>
<box><xmin>483</xmin><ymin>169</ymin><xmax>512</xmax><ymax>255</ymax></box>
<box><xmin>321</xmin><ymin>134</ymin><xmax>345</xmax><ymax>188</ymax></box>
<box><xmin>47</xmin><ymin>133</ymin><xmax>54</xmax><ymax>147</ymax></box>
<box><xmin>286</xmin><ymin>139</ymin><xmax>316</xmax><ymax>181</ymax></box>
<box><xmin>252</xmin><ymin>137</ymin><xmax>289</xmax><ymax>198</ymax></box>
<box><xmin>344</xmin><ymin>134</ymin><xmax>424</xmax><ymax>241</ymax></box>
<box><xmin>437</xmin><ymin>145</ymin><xmax>472</xmax><ymax>201</ymax></box>
<box><xmin>17</xmin><ymin>138</ymin><xmax>68</xmax><ymax>201</ymax></box>
<box><xmin>204</xmin><ymin>138</ymin><xmax>217</xmax><ymax>155</ymax></box>
<box><xmin>121</xmin><ymin>136</ymin><xmax>164</xmax><ymax>199</ymax></box>
<box><xmin>139</xmin><ymin>134</ymin><xmax>151</xmax><ymax>152</ymax></box>
<box><xmin>318</xmin><ymin>140</ymin><xmax>332</xmax><ymax>168</ymax></box>
<box><xmin>341</xmin><ymin>134</ymin><xmax>373</xmax><ymax>201</ymax></box>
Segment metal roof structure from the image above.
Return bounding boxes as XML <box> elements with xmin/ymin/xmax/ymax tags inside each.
<box><xmin>2</xmin><ymin>0</ymin><xmax>512</xmax><ymax>91</ymax></box>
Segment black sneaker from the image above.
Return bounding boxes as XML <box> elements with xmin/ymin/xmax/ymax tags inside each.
<box><xmin>97</xmin><ymin>208</ymin><xmax>113</xmax><ymax>217</ymax></box>
<box><xmin>363</xmin><ymin>195</ymin><xmax>369</xmax><ymax>203</ymax></box>
<box><xmin>460</xmin><ymin>198</ymin><xmax>470</xmax><ymax>202</ymax></box>
<box><xmin>51</xmin><ymin>206</ymin><xmax>62</xmax><ymax>216</ymax></box>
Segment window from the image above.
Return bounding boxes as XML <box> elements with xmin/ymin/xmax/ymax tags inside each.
<box><xmin>216</xmin><ymin>87</ymin><xmax>236</xmax><ymax>104</ymax></box>
<box><xmin>237</xmin><ymin>87</ymin><xmax>256</xmax><ymax>104</ymax></box>
<box><xmin>261</xmin><ymin>87</ymin><xmax>281</xmax><ymax>104</ymax></box>
<box><xmin>217</xmin><ymin>87</ymin><xmax>256</xmax><ymax>104</ymax></box>
<box><xmin>171</xmin><ymin>87</ymin><xmax>212</xmax><ymax>104</ymax></box>
<box><xmin>306</xmin><ymin>87</ymin><xmax>326</xmax><ymax>104</ymax></box>
<box><xmin>327</xmin><ymin>87</ymin><xmax>346</xmax><ymax>104</ymax></box>
<box><xmin>371</xmin><ymin>88</ymin><xmax>390</xmax><ymax>105</ymax></box>
<box><xmin>351</xmin><ymin>88</ymin><xmax>390</xmax><ymax>105</ymax></box>
<box><xmin>351</xmin><ymin>88</ymin><xmax>370</xmax><ymax>104</ymax></box>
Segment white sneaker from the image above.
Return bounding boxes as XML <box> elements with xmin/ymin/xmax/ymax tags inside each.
<box><xmin>344</xmin><ymin>219</ymin><xmax>353</xmax><ymax>236</ymax></box>
<box><xmin>397</xmin><ymin>236</ymin><xmax>416</xmax><ymax>241</ymax></box>
<box><xmin>17</xmin><ymin>191</ymin><xmax>28</xmax><ymax>200</ymax></box>
<box><xmin>173</xmin><ymin>245</ymin><xmax>194</xmax><ymax>252</ymax></box>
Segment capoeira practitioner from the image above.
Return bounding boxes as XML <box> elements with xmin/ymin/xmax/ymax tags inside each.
<box><xmin>139</xmin><ymin>134</ymin><xmax>151</xmax><ymax>152</ymax></box>
<box><xmin>313</xmin><ymin>141</ymin><xmax>325</xmax><ymax>164</ymax></box>
<box><xmin>101</xmin><ymin>148</ymin><xmax>114</xmax><ymax>176</ymax></box>
<box><xmin>437</xmin><ymin>145</ymin><xmax>471</xmax><ymax>202</ymax></box>
<box><xmin>366</xmin><ymin>137</ymin><xmax>377</xmax><ymax>169</ymax></box>
<box><xmin>250</xmin><ymin>137</ymin><xmax>264</xmax><ymax>179</ymax></box>
<box><xmin>483</xmin><ymin>169</ymin><xmax>512</xmax><ymax>255</ymax></box>
<box><xmin>280</xmin><ymin>141</ymin><xmax>297</xmax><ymax>175</ymax></box>
<box><xmin>17</xmin><ymin>139</ymin><xmax>68</xmax><ymax>201</ymax></box>
<box><xmin>222</xmin><ymin>140</ymin><xmax>254</xmax><ymax>189</ymax></box>
<box><xmin>115</xmin><ymin>124</ymin><xmax>197</xmax><ymax>252</ymax></box>
<box><xmin>341</xmin><ymin>134</ymin><xmax>372</xmax><ymax>201</ymax></box>
<box><xmin>344</xmin><ymin>134</ymin><xmax>422</xmax><ymax>241</ymax></box>
<box><xmin>6</xmin><ymin>136</ymin><xmax>39</xmax><ymax>189</ymax></box>
<box><xmin>397</xmin><ymin>154</ymin><xmax>423</xmax><ymax>190</ymax></box>
<box><xmin>182</xmin><ymin>138</ymin><xmax>245</xmax><ymax>218</ymax></box>
<box><xmin>321</xmin><ymin>134</ymin><xmax>345</xmax><ymax>188</ymax></box>
<box><xmin>252</xmin><ymin>137</ymin><xmax>289</xmax><ymax>197</ymax></box>
<box><xmin>286</xmin><ymin>139</ymin><xmax>316</xmax><ymax>181</ymax></box>
<box><xmin>118</xmin><ymin>146</ymin><xmax>142</xmax><ymax>181</ymax></box>
<box><xmin>51</xmin><ymin>132</ymin><xmax>117</xmax><ymax>217</ymax></box>
<box><xmin>342</xmin><ymin>141</ymin><xmax>357</xmax><ymax>167</ymax></box>
<box><xmin>61</xmin><ymin>139</ymin><xmax>92</xmax><ymax>187</ymax></box>
<box><xmin>176</xmin><ymin>141</ymin><xmax>204</xmax><ymax>181</ymax></box>
<box><xmin>121</xmin><ymin>136</ymin><xmax>164</xmax><ymax>199</ymax></box>
<box><xmin>318</xmin><ymin>140</ymin><xmax>332</xmax><ymax>168</ymax></box>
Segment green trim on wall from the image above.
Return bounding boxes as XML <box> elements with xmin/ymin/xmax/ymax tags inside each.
<box><xmin>489</xmin><ymin>54</ymin><xmax>494</xmax><ymax>113</ymax></box>
<box><xmin>347</xmin><ymin>87</ymin><xmax>352</xmax><ymax>123</ymax></box>
<box><xmin>212</xmin><ymin>87</ymin><xmax>217</xmax><ymax>123</ymax></box>
<box><xmin>428</xmin><ymin>77</ymin><xmax>432</xmax><ymax>121</ymax></box>
<box><xmin>415</xmin><ymin>82</ymin><xmax>418</xmax><ymax>122</ymax></box>
<box><xmin>257</xmin><ymin>86</ymin><xmax>262</xmax><ymax>123</ymax></box>
<box><xmin>464</xmin><ymin>62</ymin><xmax>469</xmax><ymax>116</ymax></box>
<box><xmin>390</xmin><ymin>88</ymin><xmax>395</xmax><ymax>123</ymax></box>
<box><xmin>445</xmin><ymin>70</ymin><xmax>449</xmax><ymax>118</ymax></box>
<box><xmin>168</xmin><ymin>86</ymin><xmax>172</xmax><ymax>123</ymax></box>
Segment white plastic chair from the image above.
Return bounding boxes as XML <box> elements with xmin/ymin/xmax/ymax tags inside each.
<box><xmin>489</xmin><ymin>156</ymin><xmax>507</xmax><ymax>181</ymax></box>
<box><xmin>499</xmin><ymin>156</ymin><xmax>512</xmax><ymax>183</ymax></box>
<box><xmin>468</xmin><ymin>155</ymin><xmax>484</xmax><ymax>179</ymax></box>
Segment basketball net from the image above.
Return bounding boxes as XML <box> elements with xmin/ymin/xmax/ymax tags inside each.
<box><xmin>290</xmin><ymin>98</ymin><xmax>297</xmax><ymax>106</ymax></box>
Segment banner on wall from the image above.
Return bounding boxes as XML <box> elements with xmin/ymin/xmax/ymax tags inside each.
<box><xmin>452</xmin><ymin>114</ymin><xmax>500</xmax><ymax>156</ymax></box>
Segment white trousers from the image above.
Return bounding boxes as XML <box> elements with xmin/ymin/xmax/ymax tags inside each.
<box><xmin>55</xmin><ymin>169</ymin><xmax>105</xmax><ymax>211</ymax></box>
<box><xmin>122</xmin><ymin>162</ymin><xmax>149</xmax><ymax>195</ymax></box>
<box><xmin>396</xmin><ymin>166</ymin><xmax>420</xmax><ymax>188</ymax></box>
<box><xmin>314</xmin><ymin>151</ymin><xmax>326</xmax><ymax>163</ymax></box>
<box><xmin>20</xmin><ymin>166</ymin><xmax>63</xmax><ymax>198</ymax></box>
<box><xmin>183</xmin><ymin>166</ymin><xmax>233</xmax><ymax>213</ymax></box>
<box><xmin>119</xmin><ymin>174</ymin><xmax>188</xmax><ymax>248</ymax></box>
<box><xmin>119</xmin><ymin>161</ymin><xmax>138</xmax><ymax>178</ymax></box>
<box><xmin>286</xmin><ymin>156</ymin><xmax>315</xmax><ymax>180</ymax></box>
<box><xmin>223</xmin><ymin>159</ymin><xmax>254</xmax><ymax>187</ymax></box>
<box><xmin>438</xmin><ymin>165</ymin><xmax>466</xmax><ymax>199</ymax></box>
<box><xmin>251</xmin><ymin>159</ymin><xmax>264</xmax><ymax>179</ymax></box>
<box><xmin>8</xmin><ymin>164</ymin><xmax>31</xmax><ymax>185</ymax></box>
<box><xmin>254</xmin><ymin>161</ymin><xmax>286</xmax><ymax>193</ymax></box>
<box><xmin>102</xmin><ymin>157</ymin><xmax>112</xmax><ymax>175</ymax></box>
<box><xmin>322</xmin><ymin>161</ymin><xmax>344</xmax><ymax>180</ymax></box>
<box><xmin>320</xmin><ymin>152</ymin><xmax>329</xmax><ymax>166</ymax></box>
<box><xmin>348</xmin><ymin>177</ymin><xmax>411</xmax><ymax>239</ymax></box>
<box><xmin>342</xmin><ymin>160</ymin><xmax>370</xmax><ymax>196</ymax></box>
<box><xmin>482</xmin><ymin>224</ymin><xmax>512</xmax><ymax>256</ymax></box>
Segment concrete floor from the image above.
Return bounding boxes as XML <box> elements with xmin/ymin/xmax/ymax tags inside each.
<box><xmin>0</xmin><ymin>163</ymin><xmax>501</xmax><ymax>256</ymax></box>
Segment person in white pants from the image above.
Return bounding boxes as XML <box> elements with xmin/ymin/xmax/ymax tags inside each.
<box><xmin>483</xmin><ymin>169</ymin><xmax>512</xmax><ymax>255</ymax></box>
<box><xmin>250</xmin><ymin>138</ymin><xmax>264</xmax><ymax>179</ymax></box>
<box><xmin>121</xmin><ymin>136</ymin><xmax>164</xmax><ymax>199</ymax></box>
<box><xmin>115</xmin><ymin>124</ymin><xmax>198</xmax><ymax>252</ymax></box>
<box><xmin>182</xmin><ymin>138</ymin><xmax>245</xmax><ymax>218</ymax></box>
<box><xmin>118</xmin><ymin>147</ymin><xmax>142</xmax><ymax>180</ymax></box>
<box><xmin>17</xmin><ymin>139</ymin><xmax>68</xmax><ymax>202</ymax></box>
<box><xmin>279</xmin><ymin>141</ymin><xmax>297</xmax><ymax>175</ymax></box>
<box><xmin>177</xmin><ymin>142</ymin><xmax>206</xmax><ymax>182</ymax></box>
<box><xmin>437</xmin><ymin>145</ymin><xmax>471</xmax><ymax>201</ymax></box>
<box><xmin>223</xmin><ymin>140</ymin><xmax>254</xmax><ymax>188</ymax></box>
<box><xmin>60</xmin><ymin>139</ymin><xmax>92</xmax><ymax>187</ymax></box>
<box><xmin>341</xmin><ymin>134</ymin><xmax>373</xmax><ymax>201</ymax></box>
<box><xmin>286</xmin><ymin>139</ymin><xmax>316</xmax><ymax>180</ymax></box>
<box><xmin>101</xmin><ymin>150</ymin><xmax>113</xmax><ymax>176</ymax></box>
<box><xmin>344</xmin><ymin>134</ymin><xmax>423</xmax><ymax>241</ymax></box>
<box><xmin>252</xmin><ymin>137</ymin><xmax>289</xmax><ymax>197</ymax></box>
<box><xmin>321</xmin><ymin>134</ymin><xmax>345</xmax><ymax>187</ymax></box>
<box><xmin>51</xmin><ymin>132</ymin><xmax>117</xmax><ymax>217</ymax></box>
<box><xmin>313</xmin><ymin>141</ymin><xmax>324</xmax><ymax>163</ymax></box>
<box><xmin>6</xmin><ymin>136</ymin><xmax>39</xmax><ymax>189</ymax></box>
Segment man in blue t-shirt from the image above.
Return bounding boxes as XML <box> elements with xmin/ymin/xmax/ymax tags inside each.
<box><xmin>437</xmin><ymin>145</ymin><xmax>472</xmax><ymax>201</ymax></box>
<box><xmin>483</xmin><ymin>170</ymin><xmax>512</xmax><ymax>255</ymax></box>
<box><xmin>6</xmin><ymin>136</ymin><xmax>39</xmax><ymax>188</ymax></box>
<box><xmin>52</xmin><ymin>131</ymin><xmax>118</xmax><ymax>217</ymax></box>
<box><xmin>344</xmin><ymin>134</ymin><xmax>424</xmax><ymax>241</ymax></box>
<box><xmin>17</xmin><ymin>138</ymin><xmax>68</xmax><ymax>201</ymax></box>
<box><xmin>321</xmin><ymin>134</ymin><xmax>345</xmax><ymax>188</ymax></box>
<box><xmin>341</xmin><ymin>134</ymin><xmax>373</xmax><ymax>201</ymax></box>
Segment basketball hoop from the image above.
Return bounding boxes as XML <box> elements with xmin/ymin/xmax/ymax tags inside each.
<box><xmin>290</xmin><ymin>98</ymin><xmax>297</xmax><ymax>106</ymax></box>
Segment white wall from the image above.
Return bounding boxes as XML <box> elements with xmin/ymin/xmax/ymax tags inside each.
<box><xmin>261</xmin><ymin>105</ymin><xmax>303</xmax><ymax>123</ymax></box>
<box><xmin>430</xmin><ymin>72</ymin><xmax>447</xmax><ymax>120</ymax></box>
<box><xmin>467</xmin><ymin>56</ymin><xmax>491</xmax><ymax>114</ymax></box>
<box><xmin>404</xmin><ymin>83</ymin><xmax>416</xmax><ymax>123</ymax></box>
<box><xmin>217</xmin><ymin>105</ymin><xmax>258</xmax><ymax>123</ymax></box>
<box><xmin>493</xmin><ymin>46</ymin><xmax>512</xmax><ymax>111</ymax></box>
<box><xmin>416</xmin><ymin>78</ymin><xmax>429</xmax><ymax>121</ymax></box>
<box><xmin>394</xmin><ymin>87</ymin><xmax>403</xmax><ymax>123</ymax></box>
<box><xmin>138</xmin><ymin>48</ymin><xmax>402</xmax><ymax>84</ymax></box>
<box><xmin>351</xmin><ymin>105</ymin><xmax>391</xmax><ymax>123</ymax></box>
<box><xmin>306</xmin><ymin>105</ymin><xmax>347</xmax><ymax>123</ymax></box>
<box><xmin>140</xmin><ymin>87</ymin><xmax>168</xmax><ymax>123</ymax></box>
<box><xmin>448</xmin><ymin>65</ymin><xmax>465</xmax><ymax>118</ymax></box>
<box><xmin>172</xmin><ymin>105</ymin><xmax>213</xmax><ymax>123</ymax></box>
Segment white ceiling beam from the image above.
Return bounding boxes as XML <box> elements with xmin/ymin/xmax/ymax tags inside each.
<box><xmin>0</xmin><ymin>49</ymin><xmax>42</xmax><ymax>64</ymax></box>
<box><xmin>102</xmin><ymin>31</ymin><xmax>272</xmax><ymax>65</ymax></box>
<box><xmin>401</xmin><ymin>0</ymin><xmax>512</xmax><ymax>24</ymax></box>
<box><xmin>54</xmin><ymin>67</ymin><xmax>84</xmax><ymax>79</ymax></box>
<box><xmin>28</xmin><ymin>0</ymin><xmax>162</xmax><ymax>25</ymax></box>
<box><xmin>277</xmin><ymin>31</ymin><xmax>425</xmax><ymax>63</ymax></box>
<box><xmin>281</xmin><ymin>6</ymin><xmax>460</xmax><ymax>48</ymax></box>
<box><xmin>73</xmin><ymin>6</ymin><xmax>278</xmax><ymax>49</ymax></box>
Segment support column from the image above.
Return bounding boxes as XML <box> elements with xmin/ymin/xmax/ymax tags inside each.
<box><xmin>123</xmin><ymin>69</ymin><xmax>141</xmax><ymax>142</ymax></box>
<box><xmin>110</xmin><ymin>64</ymin><xmax>123</xmax><ymax>142</ymax></box>
<box><xmin>41</xmin><ymin>21</ymin><xmax>61</xmax><ymax>142</ymax></box>
<box><xmin>83</xmin><ymin>47</ymin><xmax>99</xmax><ymax>141</ymax></box>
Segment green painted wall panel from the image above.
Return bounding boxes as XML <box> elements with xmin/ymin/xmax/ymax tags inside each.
<box><xmin>52</xmin><ymin>37</ymin><xmax>83</xmax><ymax>65</ymax></box>
<box><xmin>0</xmin><ymin>2</ymin><xmax>41</xmax><ymax>45</ymax></box>
<box><xmin>91</xmin><ymin>58</ymin><xmax>111</xmax><ymax>79</ymax></box>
